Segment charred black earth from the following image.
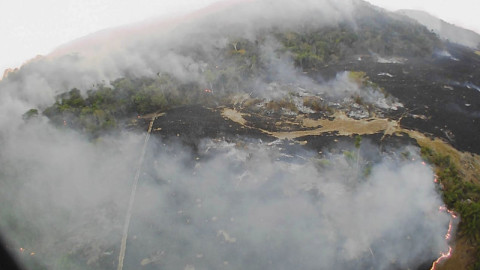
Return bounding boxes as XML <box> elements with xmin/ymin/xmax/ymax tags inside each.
<box><xmin>318</xmin><ymin>43</ymin><xmax>480</xmax><ymax>154</ymax></box>
<box><xmin>148</xmin><ymin>42</ymin><xmax>480</xmax><ymax>157</ymax></box>
<box><xmin>149</xmin><ymin>104</ymin><xmax>419</xmax><ymax>156</ymax></box>
<box><xmin>3</xmin><ymin>1</ymin><xmax>480</xmax><ymax>270</ymax></box>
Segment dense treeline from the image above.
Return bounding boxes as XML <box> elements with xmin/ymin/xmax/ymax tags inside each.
<box><xmin>276</xmin><ymin>12</ymin><xmax>441</xmax><ymax>69</ymax></box>
<box><xmin>42</xmin><ymin>75</ymin><xmax>202</xmax><ymax>136</ymax></box>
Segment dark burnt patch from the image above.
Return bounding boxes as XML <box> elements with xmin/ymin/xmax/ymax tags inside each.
<box><xmin>313</xmin><ymin>44</ymin><xmax>480</xmax><ymax>154</ymax></box>
<box><xmin>296</xmin><ymin>132</ymin><xmax>419</xmax><ymax>154</ymax></box>
<box><xmin>151</xmin><ymin>105</ymin><xmax>275</xmax><ymax>150</ymax></box>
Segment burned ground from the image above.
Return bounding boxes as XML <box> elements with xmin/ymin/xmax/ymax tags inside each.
<box><xmin>3</xmin><ymin>0</ymin><xmax>480</xmax><ymax>269</ymax></box>
<box><xmin>151</xmin><ymin>105</ymin><xmax>276</xmax><ymax>151</ymax></box>
<box><xmin>315</xmin><ymin>43</ymin><xmax>480</xmax><ymax>154</ymax></box>
<box><xmin>149</xmin><ymin>103</ymin><xmax>418</xmax><ymax>159</ymax></box>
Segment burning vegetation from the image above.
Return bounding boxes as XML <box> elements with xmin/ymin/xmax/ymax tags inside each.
<box><xmin>1</xmin><ymin>0</ymin><xmax>480</xmax><ymax>269</ymax></box>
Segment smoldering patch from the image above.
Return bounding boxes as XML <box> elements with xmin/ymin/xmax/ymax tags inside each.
<box><xmin>126</xmin><ymin>139</ymin><xmax>450</xmax><ymax>270</ymax></box>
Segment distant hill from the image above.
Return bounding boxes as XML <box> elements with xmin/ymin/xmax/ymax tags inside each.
<box><xmin>398</xmin><ymin>9</ymin><xmax>480</xmax><ymax>49</ymax></box>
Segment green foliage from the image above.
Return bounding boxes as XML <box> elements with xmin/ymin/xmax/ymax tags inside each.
<box><xmin>348</xmin><ymin>71</ymin><xmax>367</xmax><ymax>85</ymax></box>
<box><xmin>201</xmin><ymin>37</ymin><xmax>266</xmax><ymax>93</ymax></box>
<box><xmin>277</xmin><ymin>26</ymin><xmax>358</xmax><ymax>69</ymax></box>
<box><xmin>314</xmin><ymin>158</ymin><xmax>331</xmax><ymax>169</ymax></box>
<box><xmin>277</xmin><ymin>16</ymin><xmax>441</xmax><ymax>70</ymax></box>
<box><xmin>421</xmin><ymin>146</ymin><xmax>480</xmax><ymax>262</ymax></box>
<box><xmin>58</xmin><ymin>88</ymin><xmax>85</xmax><ymax>108</ymax></box>
<box><xmin>354</xmin><ymin>135</ymin><xmax>362</xmax><ymax>149</ymax></box>
<box><xmin>363</xmin><ymin>164</ymin><xmax>372</xmax><ymax>178</ymax></box>
<box><xmin>42</xmin><ymin>73</ymin><xmax>232</xmax><ymax>136</ymax></box>
<box><xmin>456</xmin><ymin>201</ymin><xmax>480</xmax><ymax>242</ymax></box>
<box><xmin>23</xmin><ymin>109</ymin><xmax>39</xmax><ymax>120</ymax></box>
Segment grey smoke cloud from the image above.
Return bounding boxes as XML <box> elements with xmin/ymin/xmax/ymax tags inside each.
<box><xmin>0</xmin><ymin>0</ymin><xmax>452</xmax><ymax>269</ymax></box>
<box><xmin>0</xmin><ymin>120</ymin><xmax>142</xmax><ymax>262</ymax></box>
<box><xmin>0</xmin><ymin>0</ymin><xmax>361</xmax><ymax>105</ymax></box>
<box><xmin>0</xmin><ymin>124</ymin><xmax>451</xmax><ymax>269</ymax></box>
<box><xmin>120</xmin><ymin>139</ymin><xmax>450</xmax><ymax>269</ymax></box>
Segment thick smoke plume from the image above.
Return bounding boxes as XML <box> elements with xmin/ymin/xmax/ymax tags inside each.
<box><xmin>130</xmin><ymin>139</ymin><xmax>449</xmax><ymax>270</ymax></box>
<box><xmin>0</xmin><ymin>0</ymin><xmax>452</xmax><ymax>269</ymax></box>
<box><xmin>0</xmin><ymin>129</ymin><xmax>451</xmax><ymax>269</ymax></box>
<box><xmin>0</xmin><ymin>0</ymin><xmax>360</xmax><ymax>105</ymax></box>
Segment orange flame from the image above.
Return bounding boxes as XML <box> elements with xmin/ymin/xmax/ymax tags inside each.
<box><xmin>430</xmin><ymin>206</ymin><xmax>457</xmax><ymax>270</ymax></box>
<box><xmin>431</xmin><ymin>247</ymin><xmax>453</xmax><ymax>270</ymax></box>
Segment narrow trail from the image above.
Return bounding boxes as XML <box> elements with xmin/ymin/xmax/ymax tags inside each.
<box><xmin>117</xmin><ymin>118</ymin><xmax>155</xmax><ymax>270</ymax></box>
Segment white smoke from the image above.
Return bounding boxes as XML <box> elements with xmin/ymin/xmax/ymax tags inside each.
<box><xmin>0</xmin><ymin>0</ymin><xmax>452</xmax><ymax>269</ymax></box>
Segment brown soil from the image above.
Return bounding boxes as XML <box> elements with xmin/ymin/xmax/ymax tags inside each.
<box><xmin>222</xmin><ymin>108</ymin><xmax>401</xmax><ymax>139</ymax></box>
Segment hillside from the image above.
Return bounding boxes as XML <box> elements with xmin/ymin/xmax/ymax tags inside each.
<box><xmin>1</xmin><ymin>1</ymin><xmax>480</xmax><ymax>270</ymax></box>
<box><xmin>398</xmin><ymin>9</ymin><xmax>480</xmax><ymax>49</ymax></box>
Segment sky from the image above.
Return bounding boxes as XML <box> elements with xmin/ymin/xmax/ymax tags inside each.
<box><xmin>1</xmin><ymin>0</ymin><xmax>479</xmax><ymax>73</ymax></box>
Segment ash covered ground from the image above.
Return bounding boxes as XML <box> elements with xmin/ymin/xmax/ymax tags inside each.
<box><xmin>318</xmin><ymin>43</ymin><xmax>480</xmax><ymax>154</ymax></box>
<box><xmin>1</xmin><ymin>1</ymin><xmax>480</xmax><ymax>270</ymax></box>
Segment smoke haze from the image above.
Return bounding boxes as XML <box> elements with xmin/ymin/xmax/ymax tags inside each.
<box><xmin>0</xmin><ymin>0</ymin><xmax>453</xmax><ymax>269</ymax></box>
